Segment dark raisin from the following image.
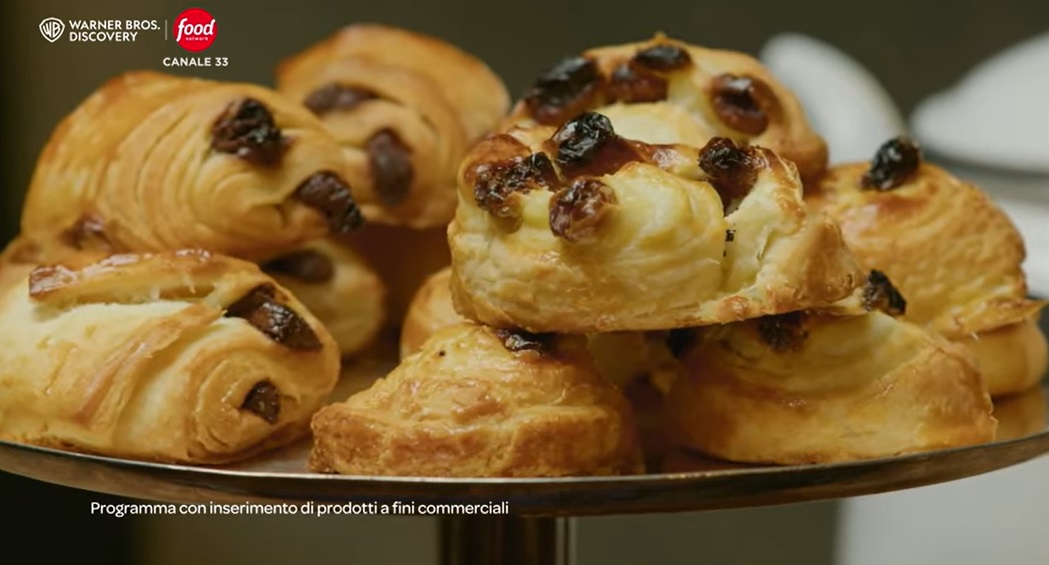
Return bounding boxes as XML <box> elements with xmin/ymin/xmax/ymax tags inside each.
<box><xmin>632</xmin><ymin>44</ymin><xmax>692</xmax><ymax>71</ymax></box>
<box><xmin>698</xmin><ymin>137</ymin><xmax>762</xmax><ymax>209</ymax></box>
<box><xmin>262</xmin><ymin>249</ymin><xmax>335</xmax><ymax>283</ymax></box>
<box><xmin>473</xmin><ymin>152</ymin><xmax>559</xmax><ymax>218</ymax></box>
<box><xmin>861</xmin><ymin>136</ymin><xmax>922</xmax><ymax>191</ymax></box>
<box><xmin>494</xmin><ymin>328</ymin><xmax>552</xmax><ymax>353</ymax></box>
<box><xmin>241</xmin><ymin>381</ymin><xmax>281</xmax><ymax>424</ymax></box>
<box><xmin>303</xmin><ymin>83</ymin><xmax>377</xmax><ymax>115</ymax></box>
<box><xmin>60</xmin><ymin>214</ymin><xmax>110</xmax><ymax>251</ymax></box>
<box><xmin>725</xmin><ymin>229</ymin><xmax>735</xmax><ymax>242</ymax></box>
<box><xmin>523</xmin><ymin>56</ymin><xmax>602</xmax><ymax>125</ymax></box>
<box><xmin>226</xmin><ymin>284</ymin><xmax>323</xmax><ymax>350</ymax></box>
<box><xmin>211</xmin><ymin>98</ymin><xmax>287</xmax><ymax>166</ymax></box>
<box><xmin>553</xmin><ymin>112</ymin><xmax>617</xmax><ymax>165</ymax></box>
<box><xmin>549</xmin><ymin>179</ymin><xmax>618</xmax><ymax>243</ymax></box>
<box><xmin>294</xmin><ymin>171</ymin><xmax>363</xmax><ymax>234</ymax></box>
<box><xmin>609</xmin><ymin>63</ymin><xmax>668</xmax><ymax>104</ymax></box>
<box><xmin>862</xmin><ymin>269</ymin><xmax>907</xmax><ymax>316</ymax></box>
<box><xmin>366</xmin><ymin>129</ymin><xmax>414</xmax><ymax>207</ymax></box>
<box><xmin>710</xmin><ymin>74</ymin><xmax>772</xmax><ymax>135</ymax></box>
<box><xmin>756</xmin><ymin>312</ymin><xmax>808</xmax><ymax>352</ymax></box>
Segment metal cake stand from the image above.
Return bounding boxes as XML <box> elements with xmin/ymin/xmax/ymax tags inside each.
<box><xmin>1</xmin><ymin>380</ymin><xmax>1047</xmax><ymax>565</ymax></box>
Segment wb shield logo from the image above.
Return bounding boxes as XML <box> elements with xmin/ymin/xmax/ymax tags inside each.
<box><xmin>39</xmin><ymin>18</ymin><xmax>65</xmax><ymax>43</ymax></box>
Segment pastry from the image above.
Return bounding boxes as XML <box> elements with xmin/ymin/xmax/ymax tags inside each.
<box><xmin>449</xmin><ymin>118</ymin><xmax>862</xmax><ymax>333</ymax></box>
<box><xmin>262</xmin><ymin>239</ymin><xmax>386</xmax><ymax>358</ymax></box>
<box><xmin>807</xmin><ymin>136</ymin><xmax>1048</xmax><ymax>396</ymax></box>
<box><xmin>310</xmin><ymin>322</ymin><xmax>642</xmax><ymax>477</ymax></box>
<box><xmin>665</xmin><ymin>277</ymin><xmax>996</xmax><ymax>464</ymax></box>
<box><xmin>276</xmin><ymin>24</ymin><xmax>511</xmax><ymax>228</ymax></box>
<box><xmin>0</xmin><ymin>250</ymin><xmax>340</xmax><ymax>464</ymax></box>
<box><xmin>400</xmin><ymin>266</ymin><xmax>461</xmax><ymax>358</ymax></box>
<box><xmin>992</xmin><ymin>385</ymin><xmax>1047</xmax><ymax>441</ymax></box>
<box><xmin>13</xmin><ymin>70</ymin><xmax>362</xmax><ymax>266</ymax></box>
<box><xmin>504</xmin><ymin>34</ymin><xmax>828</xmax><ymax>180</ymax></box>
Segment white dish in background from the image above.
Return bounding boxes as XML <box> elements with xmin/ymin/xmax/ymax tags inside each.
<box><xmin>911</xmin><ymin>32</ymin><xmax>1049</xmax><ymax>174</ymax></box>
<box><xmin>760</xmin><ymin>33</ymin><xmax>907</xmax><ymax>165</ymax></box>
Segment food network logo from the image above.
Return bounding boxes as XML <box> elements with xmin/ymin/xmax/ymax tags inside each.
<box><xmin>172</xmin><ymin>8</ymin><xmax>217</xmax><ymax>52</ymax></box>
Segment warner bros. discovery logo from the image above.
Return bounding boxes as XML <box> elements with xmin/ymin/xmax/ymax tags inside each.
<box><xmin>39</xmin><ymin>17</ymin><xmax>65</xmax><ymax>42</ymax></box>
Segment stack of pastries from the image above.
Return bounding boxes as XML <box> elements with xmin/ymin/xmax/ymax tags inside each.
<box><xmin>0</xmin><ymin>28</ymin><xmax>1043</xmax><ymax>476</ymax></box>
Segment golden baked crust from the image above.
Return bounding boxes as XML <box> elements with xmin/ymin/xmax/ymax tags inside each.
<box><xmin>449</xmin><ymin>119</ymin><xmax>861</xmax><ymax>333</ymax></box>
<box><xmin>956</xmin><ymin>317</ymin><xmax>1048</xmax><ymax>397</ymax></box>
<box><xmin>310</xmin><ymin>322</ymin><xmax>642</xmax><ymax>477</ymax></box>
<box><xmin>276</xmin><ymin>24</ymin><xmax>511</xmax><ymax>228</ymax></box>
<box><xmin>992</xmin><ymin>385</ymin><xmax>1047</xmax><ymax>441</ymax></box>
<box><xmin>504</xmin><ymin>34</ymin><xmax>827</xmax><ymax>180</ymax></box>
<box><xmin>807</xmin><ymin>137</ymin><xmax>1047</xmax><ymax>396</ymax></box>
<box><xmin>17</xmin><ymin>71</ymin><xmax>362</xmax><ymax>265</ymax></box>
<box><xmin>665</xmin><ymin>310</ymin><xmax>996</xmax><ymax>464</ymax></box>
<box><xmin>262</xmin><ymin>239</ymin><xmax>386</xmax><ymax>358</ymax></box>
<box><xmin>400</xmin><ymin>266</ymin><xmax>461</xmax><ymax>358</ymax></box>
<box><xmin>0</xmin><ymin>250</ymin><xmax>340</xmax><ymax>464</ymax></box>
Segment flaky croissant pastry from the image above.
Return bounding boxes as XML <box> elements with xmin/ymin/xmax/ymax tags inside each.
<box><xmin>807</xmin><ymin>137</ymin><xmax>1047</xmax><ymax>396</ymax></box>
<box><xmin>504</xmin><ymin>34</ymin><xmax>827</xmax><ymax>180</ymax></box>
<box><xmin>449</xmin><ymin>115</ymin><xmax>861</xmax><ymax>333</ymax></box>
<box><xmin>310</xmin><ymin>322</ymin><xmax>642</xmax><ymax>477</ymax></box>
<box><xmin>11</xmin><ymin>70</ymin><xmax>362</xmax><ymax>266</ymax></box>
<box><xmin>400</xmin><ymin>266</ymin><xmax>461</xmax><ymax>358</ymax></box>
<box><xmin>0</xmin><ymin>250</ymin><xmax>340</xmax><ymax>464</ymax></box>
<box><xmin>262</xmin><ymin>239</ymin><xmax>385</xmax><ymax>358</ymax></box>
<box><xmin>276</xmin><ymin>24</ymin><xmax>510</xmax><ymax>228</ymax></box>
<box><xmin>665</xmin><ymin>303</ymin><xmax>996</xmax><ymax>465</ymax></box>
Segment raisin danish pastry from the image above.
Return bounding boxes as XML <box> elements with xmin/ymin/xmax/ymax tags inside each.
<box><xmin>807</xmin><ymin>137</ymin><xmax>1048</xmax><ymax>397</ymax></box>
<box><xmin>262</xmin><ymin>239</ymin><xmax>386</xmax><ymax>358</ymax></box>
<box><xmin>0</xmin><ymin>250</ymin><xmax>340</xmax><ymax>464</ymax></box>
<box><xmin>13</xmin><ymin>70</ymin><xmax>362</xmax><ymax>266</ymax></box>
<box><xmin>276</xmin><ymin>24</ymin><xmax>511</xmax><ymax>228</ymax></box>
<box><xmin>665</xmin><ymin>280</ymin><xmax>996</xmax><ymax>465</ymax></box>
<box><xmin>310</xmin><ymin>322</ymin><xmax>642</xmax><ymax>477</ymax></box>
<box><xmin>449</xmin><ymin>114</ymin><xmax>861</xmax><ymax>333</ymax></box>
<box><xmin>505</xmin><ymin>34</ymin><xmax>827</xmax><ymax>180</ymax></box>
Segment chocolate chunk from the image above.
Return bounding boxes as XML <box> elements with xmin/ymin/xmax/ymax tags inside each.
<box><xmin>60</xmin><ymin>213</ymin><xmax>110</xmax><ymax>251</ymax></box>
<box><xmin>494</xmin><ymin>328</ymin><xmax>552</xmax><ymax>354</ymax></box>
<box><xmin>862</xmin><ymin>269</ymin><xmax>907</xmax><ymax>316</ymax></box>
<box><xmin>757</xmin><ymin>312</ymin><xmax>808</xmax><ymax>352</ymax></box>
<box><xmin>710</xmin><ymin>74</ymin><xmax>772</xmax><ymax>135</ymax></box>
<box><xmin>294</xmin><ymin>171</ymin><xmax>363</xmax><ymax>234</ymax></box>
<box><xmin>861</xmin><ymin>136</ymin><xmax>922</xmax><ymax>191</ymax></box>
<box><xmin>366</xmin><ymin>129</ymin><xmax>414</xmax><ymax>207</ymax></box>
<box><xmin>303</xmin><ymin>83</ymin><xmax>377</xmax><ymax>115</ymax></box>
<box><xmin>473</xmin><ymin>152</ymin><xmax>559</xmax><ymax>218</ymax></box>
<box><xmin>632</xmin><ymin>44</ymin><xmax>693</xmax><ymax>71</ymax></box>
<box><xmin>211</xmin><ymin>98</ymin><xmax>287</xmax><ymax>166</ymax></box>
<box><xmin>698</xmin><ymin>137</ymin><xmax>762</xmax><ymax>209</ymax></box>
<box><xmin>554</xmin><ymin>112</ymin><xmax>616</xmax><ymax>164</ymax></box>
<box><xmin>523</xmin><ymin>56</ymin><xmax>603</xmax><ymax>125</ymax></box>
<box><xmin>262</xmin><ymin>249</ymin><xmax>335</xmax><ymax>283</ymax></box>
<box><xmin>225</xmin><ymin>284</ymin><xmax>323</xmax><ymax>350</ymax></box>
<box><xmin>549</xmin><ymin>179</ymin><xmax>618</xmax><ymax>243</ymax></box>
<box><xmin>241</xmin><ymin>380</ymin><xmax>281</xmax><ymax>424</ymax></box>
<box><xmin>609</xmin><ymin>63</ymin><xmax>668</xmax><ymax>104</ymax></box>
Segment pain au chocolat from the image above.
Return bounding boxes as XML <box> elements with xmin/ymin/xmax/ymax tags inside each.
<box><xmin>504</xmin><ymin>33</ymin><xmax>828</xmax><ymax>181</ymax></box>
<box><xmin>0</xmin><ymin>250</ymin><xmax>340</xmax><ymax>464</ymax></box>
<box><xmin>310</xmin><ymin>322</ymin><xmax>642</xmax><ymax>477</ymax></box>
<box><xmin>665</xmin><ymin>275</ymin><xmax>996</xmax><ymax>465</ymax></box>
<box><xmin>807</xmin><ymin>137</ymin><xmax>1048</xmax><ymax>397</ymax></box>
<box><xmin>8</xmin><ymin>70</ymin><xmax>364</xmax><ymax>266</ymax></box>
<box><xmin>449</xmin><ymin>118</ymin><xmax>860</xmax><ymax>333</ymax></box>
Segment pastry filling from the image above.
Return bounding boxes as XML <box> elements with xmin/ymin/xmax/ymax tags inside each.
<box><xmin>551</xmin><ymin>112</ymin><xmax>643</xmax><ymax>178</ymax></box>
<box><xmin>262</xmin><ymin>249</ymin><xmax>335</xmax><ymax>283</ymax></box>
<box><xmin>293</xmin><ymin>171</ymin><xmax>364</xmax><ymax>234</ymax></box>
<box><xmin>241</xmin><ymin>380</ymin><xmax>281</xmax><ymax>424</ymax></box>
<box><xmin>523</xmin><ymin>56</ymin><xmax>603</xmax><ymax>125</ymax></box>
<box><xmin>757</xmin><ymin>311</ymin><xmax>809</xmax><ymax>352</ymax></box>
<box><xmin>366</xmin><ymin>129</ymin><xmax>414</xmax><ymax>207</ymax></box>
<box><xmin>211</xmin><ymin>98</ymin><xmax>287</xmax><ymax>166</ymax></box>
<box><xmin>494</xmin><ymin>328</ymin><xmax>552</xmax><ymax>354</ymax></box>
<box><xmin>861</xmin><ymin>136</ymin><xmax>922</xmax><ymax>191</ymax></box>
<box><xmin>225</xmin><ymin>284</ymin><xmax>323</xmax><ymax>350</ymax></box>
<box><xmin>698</xmin><ymin>137</ymin><xmax>762</xmax><ymax>209</ymax></box>
<box><xmin>710</xmin><ymin>74</ymin><xmax>772</xmax><ymax>135</ymax></box>
<box><xmin>549</xmin><ymin>178</ymin><xmax>617</xmax><ymax>243</ymax></box>
<box><xmin>631</xmin><ymin>44</ymin><xmax>693</xmax><ymax>71</ymax></box>
<box><xmin>862</xmin><ymin>269</ymin><xmax>908</xmax><ymax>316</ymax></box>
<box><xmin>303</xmin><ymin>83</ymin><xmax>378</xmax><ymax>115</ymax></box>
<box><xmin>472</xmin><ymin>151</ymin><xmax>558</xmax><ymax>218</ymax></box>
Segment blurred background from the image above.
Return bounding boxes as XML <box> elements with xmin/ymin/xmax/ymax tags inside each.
<box><xmin>2</xmin><ymin>0</ymin><xmax>1047</xmax><ymax>563</ymax></box>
